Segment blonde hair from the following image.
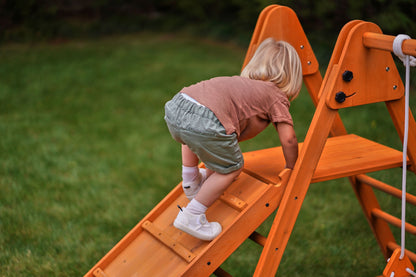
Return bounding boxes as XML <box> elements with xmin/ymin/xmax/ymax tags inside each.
<box><xmin>241</xmin><ymin>38</ymin><xmax>303</xmax><ymax>101</ymax></box>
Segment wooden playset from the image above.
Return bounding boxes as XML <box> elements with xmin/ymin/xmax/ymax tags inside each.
<box><xmin>84</xmin><ymin>5</ymin><xmax>416</xmax><ymax>277</ymax></box>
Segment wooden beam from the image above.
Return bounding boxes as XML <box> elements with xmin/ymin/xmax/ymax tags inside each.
<box><xmin>363</xmin><ymin>32</ymin><xmax>416</xmax><ymax>56</ymax></box>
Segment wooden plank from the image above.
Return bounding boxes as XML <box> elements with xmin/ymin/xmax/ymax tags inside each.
<box><xmin>220</xmin><ymin>191</ymin><xmax>248</xmax><ymax>211</ymax></box>
<box><xmin>85</xmin><ymin>172</ymin><xmax>280</xmax><ymax>277</ymax></box>
<box><xmin>103</xmin><ymin>231</ymin><xmax>187</xmax><ymax>277</ymax></box>
<box><xmin>93</xmin><ymin>268</ymin><xmax>109</xmax><ymax>277</ymax></box>
<box><xmin>303</xmin><ymin>21</ymin><xmax>364</xmax><ymax>138</ymax></box>
<box><xmin>254</xmin><ymin>83</ymin><xmax>339</xmax><ymax>276</ymax></box>
<box><xmin>142</xmin><ymin>220</ymin><xmax>196</xmax><ymax>263</ymax></box>
<box><xmin>181</xmin><ymin>174</ymin><xmax>287</xmax><ymax>276</ymax></box>
<box><xmin>243</xmin><ymin>134</ymin><xmax>405</xmax><ymax>185</ymax></box>
<box><xmin>84</xmin><ymin>183</ymin><xmax>184</xmax><ymax>277</ymax></box>
<box><xmin>314</xmin><ymin>135</ymin><xmax>405</xmax><ymax>182</ymax></box>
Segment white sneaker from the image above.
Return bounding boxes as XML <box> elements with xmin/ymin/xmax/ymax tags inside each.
<box><xmin>173</xmin><ymin>209</ymin><xmax>222</xmax><ymax>241</ymax></box>
<box><xmin>182</xmin><ymin>168</ymin><xmax>207</xmax><ymax>200</ymax></box>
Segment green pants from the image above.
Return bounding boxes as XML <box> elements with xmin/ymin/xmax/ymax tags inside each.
<box><xmin>164</xmin><ymin>93</ymin><xmax>243</xmax><ymax>174</ymax></box>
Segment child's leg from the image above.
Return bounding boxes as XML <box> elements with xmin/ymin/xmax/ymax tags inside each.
<box><xmin>174</xmin><ymin>167</ymin><xmax>241</xmax><ymax>240</ymax></box>
<box><xmin>195</xmin><ymin>168</ymin><xmax>243</xmax><ymax>207</ymax></box>
<box><xmin>181</xmin><ymin>144</ymin><xmax>211</xmax><ymax>200</ymax></box>
<box><xmin>181</xmin><ymin>144</ymin><xmax>214</xmax><ymax>176</ymax></box>
<box><xmin>182</xmin><ymin>144</ymin><xmax>199</xmax><ymax>167</ymax></box>
<box><xmin>175</xmin><ymin>145</ymin><xmax>224</xmax><ymax>240</ymax></box>
<box><xmin>181</xmin><ymin>144</ymin><xmax>201</xmax><ymax>184</ymax></box>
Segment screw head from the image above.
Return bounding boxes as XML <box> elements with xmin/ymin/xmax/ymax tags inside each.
<box><xmin>342</xmin><ymin>70</ymin><xmax>353</xmax><ymax>82</ymax></box>
<box><xmin>335</xmin><ymin>91</ymin><xmax>347</xmax><ymax>103</ymax></box>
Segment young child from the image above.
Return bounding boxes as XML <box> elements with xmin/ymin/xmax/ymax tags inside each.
<box><xmin>164</xmin><ymin>38</ymin><xmax>302</xmax><ymax>241</ymax></box>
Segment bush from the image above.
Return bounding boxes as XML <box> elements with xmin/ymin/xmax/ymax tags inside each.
<box><xmin>1</xmin><ymin>0</ymin><xmax>415</xmax><ymax>44</ymax></box>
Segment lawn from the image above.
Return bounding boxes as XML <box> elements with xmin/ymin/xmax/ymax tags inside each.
<box><xmin>0</xmin><ymin>33</ymin><xmax>415</xmax><ymax>276</ymax></box>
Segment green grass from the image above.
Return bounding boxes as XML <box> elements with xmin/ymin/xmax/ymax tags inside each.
<box><xmin>1</xmin><ymin>33</ymin><xmax>415</xmax><ymax>276</ymax></box>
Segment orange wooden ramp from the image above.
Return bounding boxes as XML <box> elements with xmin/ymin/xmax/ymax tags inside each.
<box><xmin>84</xmin><ymin>134</ymin><xmax>406</xmax><ymax>277</ymax></box>
<box><xmin>85</xmin><ymin>169</ymin><xmax>288</xmax><ymax>277</ymax></box>
<box><xmin>85</xmin><ymin>5</ymin><xmax>416</xmax><ymax>276</ymax></box>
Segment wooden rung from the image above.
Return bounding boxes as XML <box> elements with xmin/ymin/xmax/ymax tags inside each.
<box><xmin>387</xmin><ymin>242</ymin><xmax>416</xmax><ymax>263</ymax></box>
<box><xmin>357</xmin><ymin>175</ymin><xmax>416</xmax><ymax>206</ymax></box>
<box><xmin>93</xmin><ymin>268</ymin><xmax>109</xmax><ymax>277</ymax></box>
<box><xmin>213</xmin><ymin>267</ymin><xmax>233</xmax><ymax>277</ymax></box>
<box><xmin>363</xmin><ymin>32</ymin><xmax>416</xmax><ymax>57</ymax></box>
<box><xmin>372</xmin><ymin>209</ymin><xmax>416</xmax><ymax>235</ymax></box>
<box><xmin>249</xmin><ymin>231</ymin><xmax>267</xmax><ymax>247</ymax></box>
<box><xmin>142</xmin><ymin>220</ymin><xmax>196</xmax><ymax>263</ymax></box>
<box><xmin>220</xmin><ymin>191</ymin><xmax>248</xmax><ymax>211</ymax></box>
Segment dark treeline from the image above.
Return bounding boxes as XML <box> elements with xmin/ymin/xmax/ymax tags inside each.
<box><xmin>1</xmin><ymin>0</ymin><xmax>415</xmax><ymax>46</ymax></box>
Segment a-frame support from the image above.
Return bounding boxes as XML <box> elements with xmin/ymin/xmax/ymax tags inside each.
<box><xmin>249</xmin><ymin>11</ymin><xmax>416</xmax><ymax>276</ymax></box>
<box><xmin>242</xmin><ymin>5</ymin><xmax>347</xmax><ymax>137</ymax></box>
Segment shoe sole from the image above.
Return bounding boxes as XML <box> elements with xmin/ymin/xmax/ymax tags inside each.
<box><xmin>173</xmin><ymin>219</ymin><xmax>221</xmax><ymax>241</ymax></box>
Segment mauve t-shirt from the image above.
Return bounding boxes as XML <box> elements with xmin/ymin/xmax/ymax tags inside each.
<box><xmin>181</xmin><ymin>76</ymin><xmax>293</xmax><ymax>141</ymax></box>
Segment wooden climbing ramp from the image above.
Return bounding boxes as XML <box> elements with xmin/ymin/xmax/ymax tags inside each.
<box><xmin>85</xmin><ymin>5</ymin><xmax>416</xmax><ymax>276</ymax></box>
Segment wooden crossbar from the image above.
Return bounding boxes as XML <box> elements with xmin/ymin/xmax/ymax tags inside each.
<box><xmin>213</xmin><ymin>267</ymin><xmax>232</xmax><ymax>277</ymax></box>
<box><xmin>363</xmin><ymin>32</ymin><xmax>416</xmax><ymax>56</ymax></box>
<box><xmin>387</xmin><ymin>242</ymin><xmax>416</xmax><ymax>263</ymax></box>
<box><xmin>371</xmin><ymin>209</ymin><xmax>416</xmax><ymax>235</ymax></box>
<box><xmin>249</xmin><ymin>231</ymin><xmax>267</xmax><ymax>247</ymax></box>
<box><xmin>356</xmin><ymin>175</ymin><xmax>416</xmax><ymax>205</ymax></box>
<box><xmin>142</xmin><ymin>220</ymin><xmax>196</xmax><ymax>263</ymax></box>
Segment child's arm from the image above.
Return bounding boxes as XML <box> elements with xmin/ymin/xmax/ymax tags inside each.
<box><xmin>276</xmin><ymin>122</ymin><xmax>298</xmax><ymax>169</ymax></box>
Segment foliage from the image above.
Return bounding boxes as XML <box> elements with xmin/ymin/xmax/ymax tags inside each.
<box><xmin>1</xmin><ymin>0</ymin><xmax>415</xmax><ymax>44</ymax></box>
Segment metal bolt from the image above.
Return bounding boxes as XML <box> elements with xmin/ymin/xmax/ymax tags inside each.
<box><xmin>335</xmin><ymin>91</ymin><xmax>347</xmax><ymax>103</ymax></box>
<box><xmin>342</xmin><ymin>70</ymin><xmax>354</xmax><ymax>82</ymax></box>
<box><xmin>307</xmin><ymin>61</ymin><xmax>311</xmax><ymax>65</ymax></box>
<box><xmin>386</xmin><ymin>67</ymin><xmax>390</xmax><ymax>72</ymax></box>
<box><xmin>300</xmin><ymin>45</ymin><xmax>304</xmax><ymax>49</ymax></box>
<box><xmin>393</xmin><ymin>85</ymin><xmax>398</xmax><ymax>90</ymax></box>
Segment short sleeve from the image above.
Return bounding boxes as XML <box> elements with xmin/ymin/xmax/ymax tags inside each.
<box><xmin>269</xmin><ymin>98</ymin><xmax>293</xmax><ymax>126</ymax></box>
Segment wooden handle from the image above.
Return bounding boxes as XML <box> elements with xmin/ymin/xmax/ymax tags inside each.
<box><xmin>277</xmin><ymin>168</ymin><xmax>292</xmax><ymax>185</ymax></box>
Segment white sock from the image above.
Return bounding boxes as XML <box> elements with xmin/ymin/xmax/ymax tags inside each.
<box><xmin>182</xmin><ymin>165</ymin><xmax>199</xmax><ymax>184</ymax></box>
<box><xmin>185</xmin><ymin>199</ymin><xmax>207</xmax><ymax>215</ymax></box>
